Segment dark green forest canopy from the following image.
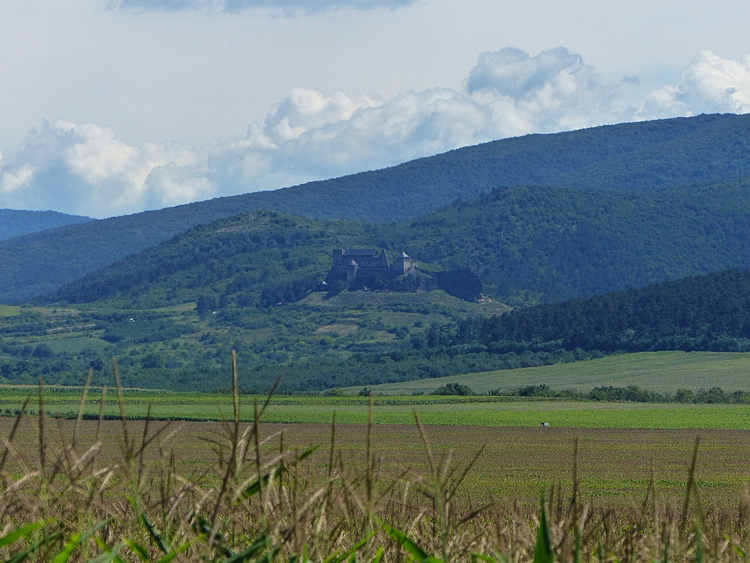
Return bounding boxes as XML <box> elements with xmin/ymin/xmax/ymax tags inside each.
<box><xmin>4</xmin><ymin>113</ymin><xmax>750</xmax><ymax>302</ymax></box>
<box><xmin>397</xmin><ymin>181</ymin><xmax>750</xmax><ymax>304</ymax></box>
<box><xmin>434</xmin><ymin>268</ymin><xmax>750</xmax><ymax>354</ymax></box>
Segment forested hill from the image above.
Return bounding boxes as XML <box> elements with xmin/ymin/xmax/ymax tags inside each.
<box><xmin>50</xmin><ymin>211</ymin><xmax>371</xmax><ymax>308</ymax></box>
<box><xmin>5</xmin><ymin>113</ymin><xmax>750</xmax><ymax>302</ymax></box>
<box><xmin>392</xmin><ymin>181</ymin><xmax>750</xmax><ymax>304</ymax></box>
<box><xmin>50</xmin><ymin>180</ymin><xmax>750</xmax><ymax>307</ymax></box>
<box><xmin>223</xmin><ymin>112</ymin><xmax>750</xmax><ymax>220</ymax></box>
<box><xmin>0</xmin><ymin>209</ymin><xmax>92</xmax><ymax>240</ymax></box>
<box><xmin>434</xmin><ymin>267</ymin><xmax>750</xmax><ymax>354</ymax></box>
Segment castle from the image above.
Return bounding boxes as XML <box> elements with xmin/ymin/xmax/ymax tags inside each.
<box><xmin>323</xmin><ymin>247</ymin><xmax>483</xmax><ymax>302</ymax></box>
<box><xmin>326</xmin><ymin>248</ymin><xmax>415</xmax><ymax>285</ymax></box>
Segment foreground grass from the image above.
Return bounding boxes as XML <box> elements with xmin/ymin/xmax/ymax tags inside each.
<box><xmin>3</xmin><ymin>356</ymin><xmax>750</xmax><ymax>560</ymax></box>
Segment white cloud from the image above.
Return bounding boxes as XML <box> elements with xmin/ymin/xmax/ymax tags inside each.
<box><xmin>642</xmin><ymin>50</ymin><xmax>750</xmax><ymax>117</ymax></box>
<box><xmin>108</xmin><ymin>0</ymin><xmax>416</xmax><ymax>13</ymax></box>
<box><xmin>0</xmin><ymin>121</ymin><xmax>213</xmax><ymax>217</ymax></box>
<box><xmin>467</xmin><ymin>47</ymin><xmax>617</xmax><ymax>133</ymax></box>
<box><xmin>0</xmin><ymin>165</ymin><xmax>35</xmax><ymax>195</ymax></box>
<box><xmin>263</xmin><ymin>87</ymin><xmax>382</xmax><ymax>144</ymax></box>
<box><xmin>204</xmin><ymin>49</ymin><xmax>622</xmax><ymax>195</ymax></box>
<box><xmin>2</xmin><ymin>47</ymin><xmax>750</xmax><ymax>218</ymax></box>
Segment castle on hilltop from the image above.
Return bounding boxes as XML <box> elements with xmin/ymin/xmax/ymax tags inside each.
<box><xmin>322</xmin><ymin>247</ymin><xmax>483</xmax><ymax>302</ymax></box>
<box><xmin>325</xmin><ymin>248</ymin><xmax>415</xmax><ymax>286</ymax></box>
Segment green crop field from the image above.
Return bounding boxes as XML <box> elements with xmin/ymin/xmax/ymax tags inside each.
<box><xmin>349</xmin><ymin>350</ymin><xmax>750</xmax><ymax>395</ymax></box>
<box><xmin>3</xmin><ymin>386</ymin><xmax>750</xmax><ymax>429</ymax></box>
<box><xmin>0</xmin><ymin>416</ymin><xmax>740</xmax><ymax>507</ymax></box>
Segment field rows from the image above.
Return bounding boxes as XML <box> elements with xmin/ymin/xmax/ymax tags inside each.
<box><xmin>4</xmin><ymin>389</ymin><xmax>750</xmax><ymax>428</ymax></box>
<box><xmin>1</xmin><ymin>415</ymin><xmax>747</xmax><ymax>509</ymax></box>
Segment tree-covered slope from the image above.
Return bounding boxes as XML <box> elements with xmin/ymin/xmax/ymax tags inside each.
<box><xmin>5</xmin><ymin>113</ymin><xmax>750</xmax><ymax>302</ymax></box>
<box><xmin>0</xmin><ymin>209</ymin><xmax>92</xmax><ymax>240</ymax></box>
<box><xmin>11</xmin><ymin>192</ymin><xmax>750</xmax><ymax>392</ymax></box>
<box><xmin>435</xmin><ymin>267</ymin><xmax>750</xmax><ymax>355</ymax></box>
<box><xmin>399</xmin><ymin>181</ymin><xmax>750</xmax><ymax>304</ymax></box>
<box><xmin>50</xmin><ymin>211</ymin><xmax>373</xmax><ymax>308</ymax></box>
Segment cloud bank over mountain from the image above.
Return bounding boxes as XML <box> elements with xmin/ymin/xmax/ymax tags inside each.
<box><xmin>2</xmin><ymin>47</ymin><xmax>750</xmax><ymax>218</ymax></box>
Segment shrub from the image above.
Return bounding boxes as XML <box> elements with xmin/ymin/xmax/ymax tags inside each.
<box><xmin>433</xmin><ymin>382</ymin><xmax>475</xmax><ymax>396</ymax></box>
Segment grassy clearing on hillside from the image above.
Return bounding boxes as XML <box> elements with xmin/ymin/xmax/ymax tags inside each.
<box><xmin>0</xmin><ymin>305</ymin><xmax>20</xmax><ymax>317</ymax></box>
<box><xmin>44</xmin><ymin>336</ymin><xmax>110</xmax><ymax>354</ymax></box>
<box><xmin>353</xmin><ymin>350</ymin><xmax>750</xmax><ymax>395</ymax></box>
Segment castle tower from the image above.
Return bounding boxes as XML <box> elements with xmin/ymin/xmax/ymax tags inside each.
<box><xmin>392</xmin><ymin>251</ymin><xmax>414</xmax><ymax>275</ymax></box>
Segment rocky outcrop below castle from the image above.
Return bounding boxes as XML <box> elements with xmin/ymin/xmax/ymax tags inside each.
<box><xmin>434</xmin><ymin>269</ymin><xmax>484</xmax><ymax>302</ymax></box>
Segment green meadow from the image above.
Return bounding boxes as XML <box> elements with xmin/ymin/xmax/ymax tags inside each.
<box><xmin>348</xmin><ymin>350</ymin><xmax>750</xmax><ymax>395</ymax></box>
<box><xmin>0</xmin><ymin>305</ymin><xmax>21</xmax><ymax>317</ymax></box>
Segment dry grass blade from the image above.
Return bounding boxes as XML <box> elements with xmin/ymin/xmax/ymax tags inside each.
<box><xmin>680</xmin><ymin>435</ymin><xmax>701</xmax><ymax>533</ymax></box>
<box><xmin>73</xmin><ymin>368</ymin><xmax>94</xmax><ymax>449</ymax></box>
<box><xmin>0</xmin><ymin>395</ymin><xmax>31</xmax><ymax>473</ymax></box>
<box><xmin>112</xmin><ymin>359</ymin><xmax>132</xmax><ymax>460</ymax></box>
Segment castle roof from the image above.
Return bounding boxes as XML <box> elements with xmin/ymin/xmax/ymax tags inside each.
<box><xmin>341</xmin><ymin>249</ymin><xmax>380</xmax><ymax>256</ymax></box>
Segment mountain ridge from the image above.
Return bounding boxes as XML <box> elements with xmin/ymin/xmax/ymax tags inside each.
<box><xmin>4</xmin><ymin>113</ymin><xmax>750</xmax><ymax>302</ymax></box>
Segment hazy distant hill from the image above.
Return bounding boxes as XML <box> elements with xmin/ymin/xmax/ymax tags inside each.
<box><xmin>50</xmin><ymin>179</ymin><xmax>750</xmax><ymax>308</ymax></box>
<box><xmin>0</xmin><ymin>209</ymin><xmax>92</xmax><ymax>240</ymax></box>
<box><xmin>5</xmin><ymin>113</ymin><xmax>750</xmax><ymax>302</ymax></box>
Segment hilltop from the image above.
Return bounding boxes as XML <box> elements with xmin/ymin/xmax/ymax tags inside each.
<box><xmin>0</xmin><ymin>209</ymin><xmax>91</xmax><ymax>240</ymax></box>
<box><xmin>4</xmin><ymin>198</ymin><xmax>750</xmax><ymax>391</ymax></box>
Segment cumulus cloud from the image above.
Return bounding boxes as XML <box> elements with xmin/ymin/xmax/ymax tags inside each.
<box><xmin>219</xmin><ymin>87</ymin><xmax>492</xmax><ymax>180</ymax></box>
<box><xmin>466</xmin><ymin>47</ymin><xmax>617</xmax><ymax>133</ymax></box>
<box><xmin>642</xmin><ymin>50</ymin><xmax>750</xmax><ymax>117</ymax></box>
<box><xmin>202</xmin><ymin>48</ymin><xmax>621</xmax><ymax>198</ymax></box>
<box><xmin>4</xmin><ymin>47</ymin><xmax>750</xmax><ymax>218</ymax></box>
<box><xmin>108</xmin><ymin>0</ymin><xmax>415</xmax><ymax>13</ymax></box>
<box><xmin>0</xmin><ymin>121</ymin><xmax>212</xmax><ymax>217</ymax></box>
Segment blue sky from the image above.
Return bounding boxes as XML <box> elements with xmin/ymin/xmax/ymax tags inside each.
<box><xmin>2</xmin><ymin>0</ymin><xmax>750</xmax><ymax>218</ymax></box>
